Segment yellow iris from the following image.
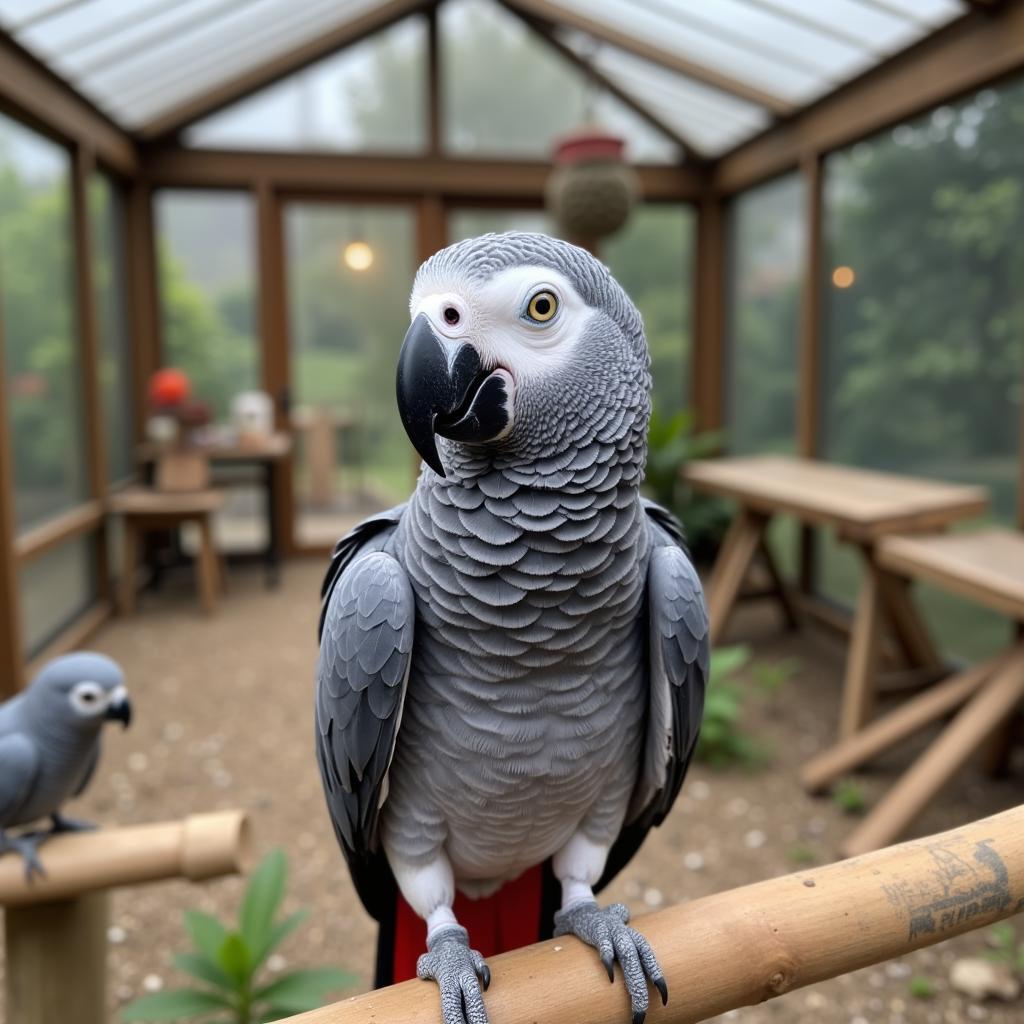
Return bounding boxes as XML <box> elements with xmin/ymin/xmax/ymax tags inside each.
<box><xmin>527</xmin><ymin>291</ymin><xmax>558</xmax><ymax>322</ymax></box>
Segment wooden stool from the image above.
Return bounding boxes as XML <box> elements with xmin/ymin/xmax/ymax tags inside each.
<box><xmin>108</xmin><ymin>487</ymin><xmax>225</xmax><ymax>615</ymax></box>
<box><xmin>801</xmin><ymin>528</ymin><xmax>1024</xmax><ymax>855</ymax></box>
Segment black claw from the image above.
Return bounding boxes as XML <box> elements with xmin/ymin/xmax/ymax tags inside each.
<box><xmin>654</xmin><ymin>976</ymin><xmax>668</xmax><ymax>1006</ymax></box>
<box><xmin>632</xmin><ymin>1011</ymin><xmax>646</xmax><ymax>1024</ymax></box>
<box><xmin>480</xmin><ymin>965</ymin><xmax>491</xmax><ymax>991</ymax></box>
<box><xmin>602</xmin><ymin>953</ymin><xmax>615</xmax><ymax>982</ymax></box>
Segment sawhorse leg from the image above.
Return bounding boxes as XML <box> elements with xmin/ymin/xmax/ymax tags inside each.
<box><xmin>707</xmin><ymin>508</ymin><xmax>768</xmax><ymax>648</ymax></box>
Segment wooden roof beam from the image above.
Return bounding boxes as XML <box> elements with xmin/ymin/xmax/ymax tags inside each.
<box><xmin>502</xmin><ymin>0</ymin><xmax>794</xmax><ymax>117</ymax></box>
<box><xmin>137</xmin><ymin>0</ymin><xmax>434</xmax><ymax>142</ymax></box>
<box><xmin>0</xmin><ymin>30</ymin><xmax>136</xmax><ymax>173</ymax></box>
<box><xmin>500</xmin><ymin>3</ymin><xmax>707</xmax><ymax>162</ymax></box>
<box><xmin>712</xmin><ymin>1</ymin><xmax>1024</xmax><ymax>194</ymax></box>
<box><xmin>138</xmin><ymin>146</ymin><xmax>706</xmax><ymax>202</ymax></box>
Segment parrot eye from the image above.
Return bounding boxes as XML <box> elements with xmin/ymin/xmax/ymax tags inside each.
<box><xmin>443</xmin><ymin>306</ymin><xmax>461</xmax><ymax>326</ymax></box>
<box><xmin>524</xmin><ymin>290</ymin><xmax>558</xmax><ymax>324</ymax></box>
<box><xmin>70</xmin><ymin>681</ymin><xmax>105</xmax><ymax>714</ymax></box>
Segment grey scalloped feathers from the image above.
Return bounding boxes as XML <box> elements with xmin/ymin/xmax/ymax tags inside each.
<box><xmin>316</xmin><ymin>232</ymin><xmax>708</xmax><ymax>1024</ymax></box>
<box><xmin>0</xmin><ymin>652</ymin><xmax>131</xmax><ymax>880</ymax></box>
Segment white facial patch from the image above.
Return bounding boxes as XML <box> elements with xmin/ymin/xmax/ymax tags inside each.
<box><xmin>69</xmin><ymin>680</ymin><xmax>108</xmax><ymax>716</ymax></box>
<box><xmin>410</xmin><ymin>265</ymin><xmax>595</xmax><ymax>382</ymax></box>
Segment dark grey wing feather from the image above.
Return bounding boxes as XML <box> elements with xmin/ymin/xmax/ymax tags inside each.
<box><xmin>0</xmin><ymin>733</ymin><xmax>40</xmax><ymax>826</ymax></box>
<box><xmin>315</xmin><ymin>512</ymin><xmax>414</xmax><ymax>921</ymax></box>
<box><xmin>598</xmin><ymin>500</ymin><xmax>708</xmax><ymax>889</ymax></box>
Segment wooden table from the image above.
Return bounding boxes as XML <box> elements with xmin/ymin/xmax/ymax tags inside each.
<box><xmin>801</xmin><ymin>528</ymin><xmax>1024</xmax><ymax>855</ymax></box>
<box><xmin>686</xmin><ymin>455</ymin><xmax>988</xmax><ymax>738</ymax></box>
<box><xmin>137</xmin><ymin>434</ymin><xmax>292</xmax><ymax>586</ymax></box>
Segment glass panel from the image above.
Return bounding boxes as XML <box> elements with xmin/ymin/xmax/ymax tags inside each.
<box><xmin>154</xmin><ymin>189</ymin><xmax>258</xmax><ymax>420</ymax></box>
<box><xmin>818</xmin><ymin>78</ymin><xmax>1024</xmax><ymax>657</ymax></box>
<box><xmin>19</xmin><ymin>534</ymin><xmax>97</xmax><ymax>658</ymax></box>
<box><xmin>441</xmin><ymin>0</ymin><xmax>680</xmax><ymax>162</ymax></box>
<box><xmin>89</xmin><ymin>172</ymin><xmax>134</xmax><ymax>483</ymax></box>
<box><xmin>285</xmin><ymin>202</ymin><xmax>418</xmax><ymax>546</ymax></box>
<box><xmin>726</xmin><ymin>173</ymin><xmax>804</xmax><ymax>455</ymax></box>
<box><xmin>185</xmin><ymin>16</ymin><xmax>428</xmax><ymax>153</ymax></box>
<box><xmin>448</xmin><ymin>208</ymin><xmax>551</xmax><ymax>241</ymax></box>
<box><xmin>0</xmin><ymin>112</ymin><xmax>88</xmax><ymax>533</ymax></box>
<box><xmin>602</xmin><ymin>203</ymin><xmax>694</xmax><ymax>421</ymax></box>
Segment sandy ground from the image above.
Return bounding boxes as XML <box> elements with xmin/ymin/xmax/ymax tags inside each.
<box><xmin>1</xmin><ymin>558</ymin><xmax>1022</xmax><ymax>1024</ymax></box>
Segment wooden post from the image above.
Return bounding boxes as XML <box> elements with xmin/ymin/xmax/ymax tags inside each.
<box><xmin>0</xmin><ymin>278</ymin><xmax>23</xmax><ymax>694</ymax></box>
<box><xmin>1</xmin><ymin>812</ymin><xmax>249</xmax><ymax>1024</ymax></box>
<box><xmin>692</xmin><ymin>194</ymin><xmax>724</xmax><ymax>434</ymax></box>
<box><xmin>5</xmin><ymin>891</ymin><xmax>108</xmax><ymax>1024</ymax></box>
<box><xmin>797</xmin><ymin>154</ymin><xmax>823</xmax><ymax>596</ymax></box>
<box><xmin>283</xmin><ymin>803</ymin><xmax>1024</xmax><ymax>1024</ymax></box>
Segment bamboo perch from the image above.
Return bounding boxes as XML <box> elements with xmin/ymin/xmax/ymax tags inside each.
<box><xmin>2</xmin><ymin>811</ymin><xmax>249</xmax><ymax>1024</ymax></box>
<box><xmin>284</xmin><ymin>804</ymin><xmax>1024</xmax><ymax>1024</ymax></box>
<box><xmin>0</xmin><ymin>810</ymin><xmax>250</xmax><ymax>907</ymax></box>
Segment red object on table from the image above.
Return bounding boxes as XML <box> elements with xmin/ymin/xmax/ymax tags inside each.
<box><xmin>148</xmin><ymin>368</ymin><xmax>191</xmax><ymax>408</ymax></box>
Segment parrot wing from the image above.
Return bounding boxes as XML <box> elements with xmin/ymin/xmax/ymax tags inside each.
<box><xmin>0</xmin><ymin>733</ymin><xmax>41</xmax><ymax>826</ymax></box>
<box><xmin>599</xmin><ymin>500</ymin><xmax>708</xmax><ymax>889</ymax></box>
<box><xmin>316</xmin><ymin>507</ymin><xmax>414</xmax><ymax>921</ymax></box>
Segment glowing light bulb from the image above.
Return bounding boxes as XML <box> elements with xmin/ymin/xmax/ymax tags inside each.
<box><xmin>343</xmin><ymin>240</ymin><xmax>374</xmax><ymax>271</ymax></box>
<box><xmin>832</xmin><ymin>265</ymin><xmax>855</xmax><ymax>289</ymax></box>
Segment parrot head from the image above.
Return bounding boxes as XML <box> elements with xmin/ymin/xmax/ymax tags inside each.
<box><xmin>396</xmin><ymin>232</ymin><xmax>649</xmax><ymax>478</ymax></box>
<box><xmin>27</xmin><ymin>652</ymin><xmax>132</xmax><ymax>731</ymax></box>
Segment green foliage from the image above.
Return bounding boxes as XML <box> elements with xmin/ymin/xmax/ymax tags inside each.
<box><xmin>122</xmin><ymin>850</ymin><xmax>353</xmax><ymax>1024</ymax></box>
<box><xmin>695</xmin><ymin>646</ymin><xmax>763</xmax><ymax>770</ymax></box>
<box><xmin>833</xmin><ymin>779</ymin><xmax>867</xmax><ymax>816</ymax></box>
<box><xmin>908</xmin><ymin>975</ymin><xmax>936</xmax><ymax>1000</ymax></box>
<box><xmin>752</xmin><ymin>657</ymin><xmax>802</xmax><ymax>698</ymax></box>
<box><xmin>785</xmin><ymin>844</ymin><xmax>817</xmax><ymax>866</ymax></box>
<box><xmin>644</xmin><ymin>407</ymin><xmax>731</xmax><ymax>563</ymax></box>
<box><xmin>984</xmin><ymin>922</ymin><xmax>1024</xmax><ymax>973</ymax></box>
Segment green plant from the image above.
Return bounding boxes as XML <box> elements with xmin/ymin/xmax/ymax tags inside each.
<box><xmin>644</xmin><ymin>407</ymin><xmax>732</xmax><ymax>565</ymax></box>
<box><xmin>695</xmin><ymin>646</ymin><xmax>769</xmax><ymax>770</ymax></box>
<box><xmin>984</xmin><ymin>922</ymin><xmax>1024</xmax><ymax>973</ymax></box>
<box><xmin>752</xmin><ymin>657</ymin><xmax>801</xmax><ymax>698</ymax></box>
<box><xmin>786</xmin><ymin>844</ymin><xmax>817</xmax><ymax>866</ymax></box>
<box><xmin>909</xmin><ymin>975</ymin><xmax>936</xmax><ymax>1000</ymax></box>
<box><xmin>833</xmin><ymin>778</ymin><xmax>867</xmax><ymax>816</ymax></box>
<box><xmin>122</xmin><ymin>850</ymin><xmax>354</xmax><ymax>1023</ymax></box>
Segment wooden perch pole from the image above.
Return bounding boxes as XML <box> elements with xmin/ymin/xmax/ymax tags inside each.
<box><xmin>286</xmin><ymin>804</ymin><xmax>1024</xmax><ymax>1024</ymax></box>
<box><xmin>1</xmin><ymin>811</ymin><xmax>249</xmax><ymax>1024</ymax></box>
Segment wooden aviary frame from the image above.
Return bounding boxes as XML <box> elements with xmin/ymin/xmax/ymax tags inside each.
<box><xmin>0</xmin><ymin>1</ymin><xmax>1021</xmax><ymax>687</ymax></box>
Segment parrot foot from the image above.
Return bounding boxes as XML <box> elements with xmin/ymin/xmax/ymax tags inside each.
<box><xmin>553</xmin><ymin>900</ymin><xmax>667</xmax><ymax>1024</ymax></box>
<box><xmin>0</xmin><ymin>830</ymin><xmax>48</xmax><ymax>883</ymax></box>
<box><xmin>50</xmin><ymin>813</ymin><xmax>96</xmax><ymax>833</ymax></box>
<box><xmin>416</xmin><ymin>924</ymin><xmax>491</xmax><ymax>1024</ymax></box>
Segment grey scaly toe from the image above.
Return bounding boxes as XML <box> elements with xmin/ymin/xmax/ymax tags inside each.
<box><xmin>554</xmin><ymin>900</ymin><xmax>667</xmax><ymax>1024</ymax></box>
<box><xmin>417</xmin><ymin>925</ymin><xmax>492</xmax><ymax>1024</ymax></box>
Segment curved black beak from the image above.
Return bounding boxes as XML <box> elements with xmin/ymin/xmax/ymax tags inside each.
<box><xmin>396</xmin><ymin>314</ymin><xmax>487</xmax><ymax>477</ymax></box>
<box><xmin>106</xmin><ymin>695</ymin><xmax>132</xmax><ymax>729</ymax></box>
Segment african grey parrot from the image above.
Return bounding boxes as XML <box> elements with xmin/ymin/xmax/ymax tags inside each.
<box><xmin>316</xmin><ymin>232</ymin><xmax>708</xmax><ymax>1024</ymax></box>
<box><xmin>0</xmin><ymin>652</ymin><xmax>131</xmax><ymax>879</ymax></box>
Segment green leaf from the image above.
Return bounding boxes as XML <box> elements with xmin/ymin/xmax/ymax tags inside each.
<box><xmin>241</xmin><ymin>849</ymin><xmax>287</xmax><ymax>953</ymax></box>
<box><xmin>216</xmin><ymin>932</ymin><xmax>253</xmax><ymax>987</ymax></box>
<box><xmin>184</xmin><ymin>911</ymin><xmax>228</xmax><ymax>964</ymax></box>
<box><xmin>121</xmin><ymin>988</ymin><xmax>232</xmax><ymax>1022</ymax></box>
<box><xmin>255</xmin><ymin>969</ymin><xmax>355</xmax><ymax>1014</ymax></box>
<box><xmin>253</xmin><ymin>908</ymin><xmax>309</xmax><ymax>969</ymax></box>
<box><xmin>173</xmin><ymin>952</ymin><xmax>232</xmax><ymax>992</ymax></box>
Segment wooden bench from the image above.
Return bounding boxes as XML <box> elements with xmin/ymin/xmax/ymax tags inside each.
<box><xmin>685</xmin><ymin>455</ymin><xmax>988</xmax><ymax>739</ymax></box>
<box><xmin>802</xmin><ymin>528</ymin><xmax>1024</xmax><ymax>855</ymax></box>
<box><xmin>109</xmin><ymin>453</ymin><xmax>226</xmax><ymax>615</ymax></box>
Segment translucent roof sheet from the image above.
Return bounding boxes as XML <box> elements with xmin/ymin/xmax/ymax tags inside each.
<box><xmin>0</xmin><ymin>0</ymin><xmax>969</xmax><ymax>156</ymax></box>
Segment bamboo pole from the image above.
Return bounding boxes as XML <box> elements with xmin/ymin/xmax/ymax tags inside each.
<box><xmin>284</xmin><ymin>804</ymin><xmax>1024</xmax><ymax>1024</ymax></box>
<box><xmin>0</xmin><ymin>810</ymin><xmax>250</xmax><ymax>908</ymax></box>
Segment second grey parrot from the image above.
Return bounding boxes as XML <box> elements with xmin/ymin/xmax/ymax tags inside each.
<box><xmin>0</xmin><ymin>652</ymin><xmax>131</xmax><ymax>879</ymax></box>
<box><xmin>316</xmin><ymin>232</ymin><xmax>708</xmax><ymax>1024</ymax></box>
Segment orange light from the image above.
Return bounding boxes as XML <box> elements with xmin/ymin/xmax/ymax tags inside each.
<box><xmin>832</xmin><ymin>265</ymin><xmax>855</xmax><ymax>289</ymax></box>
<box><xmin>343</xmin><ymin>240</ymin><xmax>374</xmax><ymax>271</ymax></box>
